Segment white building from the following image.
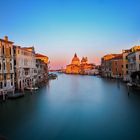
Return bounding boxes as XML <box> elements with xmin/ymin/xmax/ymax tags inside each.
<box><xmin>14</xmin><ymin>46</ymin><xmax>36</xmax><ymax>91</ymax></box>
<box><xmin>128</xmin><ymin>51</ymin><xmax>140</xmax><ymax>74</ymax></box>
<box><xmin>127</xmin><ymin>46</ymin><xmax>140</xmax><ymax>81</ymax></box>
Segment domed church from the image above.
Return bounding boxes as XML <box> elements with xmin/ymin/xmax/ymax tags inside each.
<box><xmin>71</xmin><ymin>53</ymin><xmax>80</xmax><ymax>65</ymax></box>
<box><xmin>66</xmin><ymin>53</ymin><xmax>95</xmax><ymax>74</ymax></box>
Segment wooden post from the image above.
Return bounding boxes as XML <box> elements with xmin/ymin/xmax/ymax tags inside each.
<box><xmin>127</xmin><ymin>86</ymin><xmax>130</xmax><ymax>96</ymax></box>
<box><xmin>3</xmin><ymin>91</ymin><xmax>5</xmax><ymax>101</ymax></box>
<box><xmin>127</xmin><ymin>83</ymin><xmax>132</xmax><ymax>96</ymax></box>
<box><xmin>13</xmin><ymin>87</ymin><xmax>15</xmax><ymax>95</ymax></box>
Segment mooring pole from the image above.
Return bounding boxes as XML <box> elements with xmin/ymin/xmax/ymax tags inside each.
<box><xmin>3</xmin><ymin>91</ymin><xmax>5</xmax><ymax>101</ymax></box>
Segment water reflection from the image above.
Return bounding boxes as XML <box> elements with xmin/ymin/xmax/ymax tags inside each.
<box><xmin>117</xmin><ymin>79</ymin><xmax>120</xmax><ymax>89</ymax></box>
<box><xmin>0</xmin><ymin>74</ymin><xmax>140</xmax><ymax>140</ymax></box>
<box><xmin>70</xmin><ymin>75</ymin><xmax>80</xmax><ymax>93</ymax></box>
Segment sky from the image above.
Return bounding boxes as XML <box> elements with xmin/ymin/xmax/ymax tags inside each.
<box><xmin>0</xmin><ymin>0</ymin><xmax>140</xmax><ymax>69</ymax></box>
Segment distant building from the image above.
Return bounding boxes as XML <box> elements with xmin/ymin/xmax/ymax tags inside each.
<box><xmin>0</xmin><ymin>36</ymin><xmax>15</xmax><ymax>94</ymax></box>
<box><xmin>66</xmin><ymin>53</ymin><xmax>95</xmax><ymax>74</ymax></box>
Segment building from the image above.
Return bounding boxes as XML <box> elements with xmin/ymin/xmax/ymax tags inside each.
<box><xmin>101</xmin><ymin>46</ymin><xmax>140</xmax><ymax>81</ymax></box>
<box><xmin>35</xmin><ymin>54</ymin><xmax>49</xmax><ymax>85</ymax></box>
<box><xmin>122</xmin><ymin>49</ymin><xmax>131</xmax><ymax>81</ymax></box>
<box><xmin>101</xmin><ymin>54</ymin><xmax>123</xmax><ymax>78</ymax></box>
<box><xmin>111</xmin><ymin>54</ymin><xmax>123</xmax><ymax>78</ymax></box>
<box><xmin>0</xmin><ymin>35</ymin><xmax>49</xmax><ymax>97</ymax></box>
<box><xmin>127</xmin><ymin>46</ymin><xmax>140</xmax><ymax>81</ymax></box>
<box><xmin>66</xmin><ymin>53</ymin><xmax>95</xmax><ymax>74</ymax></box>
<box><xmin>14</xmin><ymin>46</ymin><xmax>36</xmax><ymax>91</ymax></box>
<box><xmin>35</xmin><ymin>53</ymin><xmax>49</xmax><ymax>64</ymax></box>
<box><xmin>101</xmin><ymin>54</ymin><xmax>117</xmax><ymax>77</ymax></box>
<box><xmin>66</xmin><ymin>53</ymin><xmax>81</xmax><ymax>74</ymax></box>
<box><xmin>0</xmin><ymin>36</ymin><xmax>15</xmax><ymax>94</ymax></box>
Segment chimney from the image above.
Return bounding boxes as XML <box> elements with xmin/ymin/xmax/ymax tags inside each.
<box><xmin>4</xmin><ymin>36</ymin><xmax>8</xmax><ymax>41</ymax></box>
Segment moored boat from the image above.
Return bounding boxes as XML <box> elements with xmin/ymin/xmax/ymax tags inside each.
<box><xmin>8</xmin><ymin>93</ymin><xmax>24</xmax><ymax>99</ymax></box>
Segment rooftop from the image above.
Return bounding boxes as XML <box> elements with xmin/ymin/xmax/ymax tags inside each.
<box><xmin>0</xmin><ymin>36</ymin><xmax>14</xmax><ymax>44</ymax></box>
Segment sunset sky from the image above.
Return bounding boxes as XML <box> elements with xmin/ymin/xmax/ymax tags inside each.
<box><xmin>0</xmin><ymin>0</ymin><xmax>140</xmax><ymax>69</ymax></box>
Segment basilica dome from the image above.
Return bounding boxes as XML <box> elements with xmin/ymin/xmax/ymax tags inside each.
<box><xmin>81</xmin><ymin>57</ymin><xmax>88</xmax><ymax>64</ymax></box>
<box><xmin>71</xmin><ymin>53</ymin><xmax>80</xmax><ymax>65</ymax></box>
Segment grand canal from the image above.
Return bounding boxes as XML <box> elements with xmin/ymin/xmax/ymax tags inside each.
<box><xmin>0</xmin><ymin>74</ymin><xmax>140</xmax><ymax>140</ymax></box>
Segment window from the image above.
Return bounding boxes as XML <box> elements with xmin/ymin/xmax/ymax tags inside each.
<box><xmin>2</xmin><ymin>45</ymin><xmax>4</xmax><ymax>55</ymax></box>
<box><xmin>14</xmin><ymin>59</ymin><xmax>16</xmax><ymax>66</ymax></box>
<box><xmin>11</xmin><ymin>74</ymin><xmax>13</xmax><ymax>79</ymax></box>
<box><xmin>0</xmin><ymin>82</ymin><xmax>2</xmax><ymax>89</ymax></box>
<box><xmin>4</xmin><ymin>82</ymin><xmax>6</xmax><ymax>87</ymax></box>
<box><xmin>14</xmin><ymin>48</ymin><xmax>16</xmax><ymax>55</ymax></box>
<box><xmin>139</xmin><ymin>55</ymin><xmax>140</xmax><ymax>60</ymax></box>
<box><xmin>10</xmin><ymin>63</ymin><xmax>12</xmax><ymax>70</ymax></box>
<box><xmin>4</xmin><ymin>74</ymin><xmax>6</xmax><ymax>80</ymax></box>
<box><xmin>0</xmin><ymin>63</ymin><xmax>1</xmax><ymax>70</ymax></box>
<box><xmin>126</xmin><ymin>64</ymin><xmax>128</xmax><ymax>69</ymax></box>
<box><xmin>11</xmin><ymin>80</ymin><xmax>13</xmax><ymax>86</ymax></box>
<box><xmin>10</xmin><ymin>47</ymin><xmax>11</xmax><ymax>55</ymax></box>
<box><xmin>3</xmin><ymin>63</ymin><xmax>5</xmax><ymax>70</ymax></box>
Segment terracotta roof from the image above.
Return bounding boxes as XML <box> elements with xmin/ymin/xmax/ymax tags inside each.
<box><xmin>111</xmin><ymin>54</ymin><xmax>123</xmax><ymax>60</ymax></box>
<box><xmin>36</xmin><ymin>53</ymin><xmax>48</xmax><ymax>58</ymax></box>
<box><xmin>0</xmin><ymin>39</ymin><xmax>14</xmax><ymax>44</ymax></box>
<box><xmin>14</xmin><ymin>46</ymin><xmax>35</xmax><ymax>53</ymax></box>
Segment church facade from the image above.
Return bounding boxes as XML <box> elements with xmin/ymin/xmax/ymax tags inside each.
<box><xmin>66</xmin><ymin>53</ymin><xmax>95</xmax><ymax>74</ymax></box>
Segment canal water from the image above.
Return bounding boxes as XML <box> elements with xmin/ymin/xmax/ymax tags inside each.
<box><xmin>0</xmin><ymin>74</ymin><xmax>140</xmax><ymax>140</ymax></box>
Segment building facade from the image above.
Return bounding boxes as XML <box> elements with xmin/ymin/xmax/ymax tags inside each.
<box><xmin>127</xmin><ymin>49</ymin><xmax>140</xmax><ymax>80</ymax></box>
<box><xmin>111</xmin><ymin>54</ymin><xmax>123</xmax><ymax>78</ymax></box>
<box><xmin>101</xmin><ymin>54</ymin><xmax>116</xmax><ymax>77</ymax></box>
<box><xmin>35</xmin><ymin>54</ymin><xmax>49</xmax><ymax>85</ymax></box>
<box><xmin>14</xmin><ymin>46</ymin><xmax>36</xmax><ymax>91</ymax></box>
<box><xmin>122</xmin><ymin>49</ymin><xmax>131</xmax><ymax>81</ymax></box>
<box><xmin>0</xmin><ymin>36</ymin><xmax>15</xmax><ymax>94</ymax></box>
<box><xmin>101</xmin><ymin>54</ymin><xmax>123</xmax><ymax>78</ymax></box>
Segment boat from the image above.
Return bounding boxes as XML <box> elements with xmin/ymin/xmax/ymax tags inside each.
<box><xmin>25</xmin><ymin>87</ymin><xmax>39</xmax><ymax>90</ymax></box>
<box><xmin>8</xmin><ymin>93</ymin><xmax>24</xmax><ymax>99</ymax></box>
<box><xmin>48</xmin><ymin>73</ymin><xmax>58</xmax><ymax>79</ymax></box>
<box><xmin>127</xmin><ymin>83</ymin><xmax>133</xmax><ymax>87</ymax></box>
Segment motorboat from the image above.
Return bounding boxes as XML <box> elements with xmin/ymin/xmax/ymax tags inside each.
<box><xmin>25</xmin><ymin>87</ymin><xmax>39</xmax><ymax>90</ymax></box>
<box><xmin>48</xmin><ymin>73</ymin><xmax>58</xmax><ymax>79</ymax></box>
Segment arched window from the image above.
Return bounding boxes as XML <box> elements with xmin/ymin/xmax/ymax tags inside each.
<box><xmin>3</xmin><ymin>63</ymin><xmax>5</xmax><ymax>70</ymax></box>
<box><xmin>10</xmin><ymin>63</ymin><xmax>12</xmax><ymax>70</ymax></box>
<box><xmin>2</xmin><ymin>45</ymin><xmax>4</xmax><ymax>55</ymax></box>
<box><xmin>10</xmin><ymin>47</ymin><xmax>11</xmax><ymax>55</ymax></box>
